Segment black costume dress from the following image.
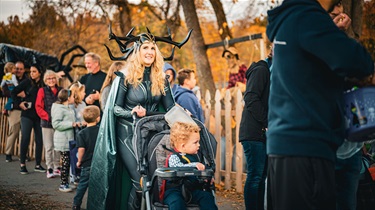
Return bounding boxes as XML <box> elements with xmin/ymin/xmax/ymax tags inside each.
<box><xmin>88</xmin><ymin>67</ymin><xmax>175</xmax><ymax>210</ymax></box>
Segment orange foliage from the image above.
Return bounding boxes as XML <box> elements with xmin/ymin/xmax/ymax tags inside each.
<box><xmin>360</xmin><ymin>0</ymin><xmax>375</xmax><ymax>60</ymax></box>
<box><xmin>202</xmin><ymin>19</ymin><xmax>267</xmax><ymax>88</ymax></box>
<box><xmin>0</xmin><ymin>1</ymin><xmax>268</xmax><ymax>89</ymax></box>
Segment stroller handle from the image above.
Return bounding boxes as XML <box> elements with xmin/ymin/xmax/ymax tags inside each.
<box><xmin>154</xmin><ymin>167</ymin><xmax>214</xmax><ymax>179</ymax></box>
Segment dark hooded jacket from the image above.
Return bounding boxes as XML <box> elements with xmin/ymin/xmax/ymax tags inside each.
<box><xmin>266</xmin><ymin>0</ymin><xmax>374</xmax><ymax>162</ymax></box>
<box><xmin>239</xmin><ymin>60</ymin><xmax>270</xmax><ymax>143</ymax></box>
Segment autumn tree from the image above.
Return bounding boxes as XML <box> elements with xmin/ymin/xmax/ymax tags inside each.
<box><xmin>209</xmin><ymin>0</ymin><xmax>232</xmax><ymax>41</ymax></box>
<box><xmin>106</xmin><ymin>0</ymin><xmax>133</xmax><ymax>34</ymax></box>
<box><xmin>361</xmin><ymin>0</ymin><xmax>375</xmax><ymax>60</ymax></box>
<box><xmin>0</xmin><ymin>15</ymin><xmax>34</xmax><ymax>47</ymax></box>
<box><xmin>181</xmin><ymin>0</ymin><xmax>216</xmax><ymax>95</ymax></box>
<box><xmin>342</xmin><ymin>0</ymin><xmax>364</xmax><ymax>39</ymax></box>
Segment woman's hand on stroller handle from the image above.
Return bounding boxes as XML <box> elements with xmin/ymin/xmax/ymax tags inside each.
<box><xmin>131</xmin><ymin>105</ymin><xmax>146</xmax><ymax>118</ymax></box>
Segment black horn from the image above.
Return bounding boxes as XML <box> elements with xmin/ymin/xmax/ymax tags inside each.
<box><xmin>105</xmin><ymin>25</ymin><xmax>192</xmax><ymax>61</ymax></box>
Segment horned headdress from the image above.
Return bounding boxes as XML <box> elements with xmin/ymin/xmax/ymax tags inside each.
<box><xmin>105</xmin><ymin>25</ymin><xmax>193</xmax><ymax>61</ymax></box>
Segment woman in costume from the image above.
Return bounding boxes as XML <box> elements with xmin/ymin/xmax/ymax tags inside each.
<box><xmin>88</xmin><ymin>27</ymin><xmax>192</xmax><ymax>210</ymax></box>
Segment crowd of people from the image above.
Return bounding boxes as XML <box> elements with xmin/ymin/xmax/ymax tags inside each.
<box><xmin>1</xmin><ymin>0</ymin><xmax>375</xmax><ymax>210</ymax></box>
<box><xmin>1</xmin><ymin>36</ymin><xmax>208</xmax><ymax>209</ymax></box>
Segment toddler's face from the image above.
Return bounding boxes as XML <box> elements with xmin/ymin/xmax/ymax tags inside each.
<box><xmin>183</xmin><ymin>132</ymin><xmax>200</xmax><ymax>155</ymax></box>
<box><xmin>11</xmin><ymin>66</ymin><xmax>16</xmax><ymax>74</ymax></box>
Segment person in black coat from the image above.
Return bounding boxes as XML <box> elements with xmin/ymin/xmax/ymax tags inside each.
<box><xmin>239</xmin><ymin>55</ymin><xmax>271</xmax><ymax>210</ymax></box>
<box><xmin>11</xmin><ymin>63</ymin><xmax>46</xmax><ymax>174</ymax></box>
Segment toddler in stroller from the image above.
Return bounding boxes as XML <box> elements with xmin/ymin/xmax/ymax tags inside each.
<box><xmin>160</xmin><ymin>121</ymin><xmax>217</xmax><ymax>209</ymax></box>
<box><xmin>131</xmin><ymin>114</ymin><xmax>217</xmax><ymax>210</ymax></box>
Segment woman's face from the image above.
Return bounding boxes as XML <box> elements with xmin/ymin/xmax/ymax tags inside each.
<box><xmin>45</xmin><ymin>75</ymin><xmax>57</xmax><ymax>87</ymax></box>
<box><xmin>30</xmin><ymin>67</ymin><xmax>41</xmax><ymax>81</ymax></box>
<box><xmin>140</xmin><ymin>42</ymin><xmax>156</xmax><ymax>67</ymax></box>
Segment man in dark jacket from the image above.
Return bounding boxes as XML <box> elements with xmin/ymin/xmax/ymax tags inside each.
<box><xmin>80</xmin><ymin>52</ymin><xmax>106</xmax><ymax>108</ymax></box>
<box><xmin>266</xmin><ymin>0</ymin><xmax>374</xmax><ymax>209</ymax></box>
<box><xmin>239</xmin><ymin>56</ymin><xmax>271</xmax><ymax>210</ymax></box>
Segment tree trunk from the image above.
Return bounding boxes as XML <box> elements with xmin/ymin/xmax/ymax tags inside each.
<box><xmin>180</xmin><ymin>0</ymin><xmax>216</xmax><ymax>96</ymax></box>
<box><xmin>209</xmin><ymin>0</ymin><xmax>233</xmax><ymax>42</ymax></box>
<box><xmin>342</xmin><ymin>0</ymin><xmax>364</xmax><ymax>39</ymax></box>
<box><xmin>110</xmin><ymin>0</ymin><xmax>133</xmax><ymax>34</ymax></box>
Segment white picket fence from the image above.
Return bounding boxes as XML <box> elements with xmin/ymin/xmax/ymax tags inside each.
<box><xmin>197</xmin><ymin>88</ymin><xmax>246</xmax><ymax>193</ymax></box>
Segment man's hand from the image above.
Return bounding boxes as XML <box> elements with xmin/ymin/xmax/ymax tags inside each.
<box><xmin>333</xmin><ymin>13</ymin><xmax>351</xmax><ymax>31</ymax></box>
<box><xmin>76</xmin><ymin>161</ymin><xmax>81</xmax><ymax>168</ymax></box>
<box><xmin>91</xmin><ymin>91</ymin><xmax>100</xmax><ymax>100</ymax></box>
<box><xmin>85</xmin><ymin>91</ymin><xmax>100</xmax><ymax>104</ymax></box>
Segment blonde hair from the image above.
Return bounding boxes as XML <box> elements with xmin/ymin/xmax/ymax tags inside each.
<box><xmin>101</xmin><ymin>61</ymin><xmax>126</xmax><ymax>93</ymax></box>
<box><xmin>4</xmin><ymin>62</ymin><xmax>15</xmax><ymax>74</ymax></box>
<box><xmin>69</xmin><ymin>81</ymin><xmax>85</xmax><ymax>107</ymax></box>
<box><xmin>82</xmin><ymin>105</ymin><xmax>100</xmax><ymax>123</ymax></box>
<box><xmin>170</xmin><ymin>122</ymin><xmax>200</xmax><ymax>148</ymax></box>
<box><xmin>123</xmin><ymin>41</ymin><xmax>165</xmax><ymax>96</ymax></box>
<box><xmin>43</xmin><ymin>70</ymin><xmax>58</xmax><ymax>84</ymax></box>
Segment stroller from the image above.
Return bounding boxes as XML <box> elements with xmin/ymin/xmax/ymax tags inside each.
<box><xmin>127</xmin><ymin>114</ymin><xmax>217</xmax><ymax>210</ymax></box>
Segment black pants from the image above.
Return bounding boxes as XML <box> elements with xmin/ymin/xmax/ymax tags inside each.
<box><xmin>20</xmin><ymin>116</ymin><xmax>42</xmax><ymax>165</ymax></box>
<box><xmin>60</xmin><ymin>151</ymin><xmax>70</xmax><ymax>185</ymax></box>
<box><xmin>267</xmin><ymin>156</ymin><xmax>336</xmax><ymax>210</ymax></box>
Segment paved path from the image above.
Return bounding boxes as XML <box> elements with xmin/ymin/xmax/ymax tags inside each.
<box><xmin>0</xmin><ymin>154</ymin><xmax>244</xmax><ymax>210</ymax></box>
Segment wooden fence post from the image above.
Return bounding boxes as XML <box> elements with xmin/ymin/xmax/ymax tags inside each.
<box><xmin>214</xmin><ymin>90</ymin><xmax>221</xmax><ymax>184</ymax></box>
<box><xmin>235</xmin><ymin>89</ymin><xmax>244</xmax><ymax>193</ymax></box>
<box><xmin>0</xmin><ymin>97</ymin><xmax>9</xmax><ymax>154</ymax></box>
<box><xmin>224</xmin><ymin>90</ymin><xmax>232</xmax><ymax>190</ymax></box>
<box><xmin>204</xmin><ymin>90</ymin><xmax>211</xmax><ymax>129</ymax></box>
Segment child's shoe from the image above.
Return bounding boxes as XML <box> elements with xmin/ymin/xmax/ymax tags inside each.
<box><xmin>53</xmin><ymin>169</ymin><xmax>61</xmax><ymax>176</ymax></box>
<box><xmin>47</xmin><ymin>168</ymin><xmax>55</xmax><ymax>178</ymax></box>
<box><xmin>59</xmin><ymin>184</ymin><xmax>73</xmax><ymax>192</ymax></box>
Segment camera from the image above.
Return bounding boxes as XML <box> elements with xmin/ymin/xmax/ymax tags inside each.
<box><xmin>24</xmin><ymin>102</ymin><xmax>32</xmax><ymax>109</ymax></box>
<box><xmin>91</xmin><ymin>89</ymin><xmax>98</xmax><ymax>94</ymax></box>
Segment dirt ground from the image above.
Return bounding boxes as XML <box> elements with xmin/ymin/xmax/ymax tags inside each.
<box><xmin>0</xmin><ymin>154</ymin><xmax>244</xmax><ymax>210</ymax></box>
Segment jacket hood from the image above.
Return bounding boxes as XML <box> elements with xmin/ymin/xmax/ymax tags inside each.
<box><xmin>246</xmin><ymin>60</ymin><xmax>268</xmax><ymax>80</ymax></box>
<box><xmin>174</xmin><ymin>86</ymin><xmax>192</xmax><ymax>99</ymax></box>
<box><xmin>163</xmin><ymin>63</ymin><xmax>176</xmax><ymax>80</ymax></box>
<box><xmin>267</xmin><ymin>0</ymin><xmax>322</xmax><ymax>41</ymax></box>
